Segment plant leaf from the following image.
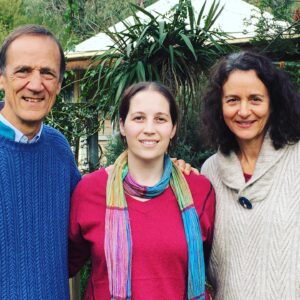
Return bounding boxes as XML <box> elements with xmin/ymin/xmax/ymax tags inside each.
<box><xmin>180</xmin><ymin>33</ymin><xmax>197</xmax><ymax>61</ymax></box>
<box><xmin>136</xmin><ymin>61</ymin><xmax>146</xmax><ymax>81</ymax></box>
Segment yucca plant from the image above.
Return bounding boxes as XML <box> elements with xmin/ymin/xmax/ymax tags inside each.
<box><xmin>83</xmin><ymin>0</ymin><xmax>232</xmax><ymax>121</ymax></box>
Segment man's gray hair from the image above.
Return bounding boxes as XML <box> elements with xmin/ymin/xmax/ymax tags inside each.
<box><xmin>0</xmin><ymin>24</ymin><xmax>65</xmax><ymax>82</ymax></box>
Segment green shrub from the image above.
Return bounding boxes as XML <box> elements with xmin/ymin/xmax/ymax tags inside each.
<box><xmin>104</xmin><ymin>135</ymin><xmax>125</xmax><ymax>166</ymax></box>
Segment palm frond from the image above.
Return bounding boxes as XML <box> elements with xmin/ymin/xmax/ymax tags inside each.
<box><xmin>84</xmin><ymin>0</ymin><xmax>233</xmax><ymax>122</ymax></box>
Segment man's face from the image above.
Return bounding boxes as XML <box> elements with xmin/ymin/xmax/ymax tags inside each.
<box><xmin>0</xmin><ymin>34</ymin><xmax>62</xmax><ymax>134</ymax></box>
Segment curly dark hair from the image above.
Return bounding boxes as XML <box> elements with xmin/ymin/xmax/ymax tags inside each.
<box><xmin>201</xmin><ymin>51</ymin><xmax>300</xmax><ymax>154</ymax></box>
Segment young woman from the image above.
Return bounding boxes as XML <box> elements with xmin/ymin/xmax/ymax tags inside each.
<box><xmin>201</xmin><ymin>51</ymin><xmax>300</xmax><ymax>299</ymax></box>
<box><xmin>68</xmin><ymin>82</ymin><xmax>215</xmax><ymax>300</ymax></box>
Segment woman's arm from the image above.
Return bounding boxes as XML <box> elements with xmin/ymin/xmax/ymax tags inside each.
<box><xmin>68</xmin><ymin>183</ymin><xmax>91</xmax><ymax>278</ymax></box>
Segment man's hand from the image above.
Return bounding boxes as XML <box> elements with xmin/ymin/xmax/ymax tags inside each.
<box><xmin>171</xmin><ymin>158</ymin><xmax>200</xmax><ymax>175</ymax></box>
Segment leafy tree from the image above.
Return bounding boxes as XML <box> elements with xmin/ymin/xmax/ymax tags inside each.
<box><xmin>21</xmin><ymin>0</ymin><xmax>157</xmax><ymax>48</ymax></box>
<box><xmin>244</xmin><ymin>0</ymin><xmax>300</xmax><ymax>59</ymax></box>
<box><xmin>0</xmin><ymin>0</ymin><xmax>31</xmax><ymax>43</ymax></box>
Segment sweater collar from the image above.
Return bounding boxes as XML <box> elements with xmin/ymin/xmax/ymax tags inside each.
<box><xmin>0</xmin><ymin>112</ymin><xmax>43</xmax><ymax>143</ymax></box>
<box><xmin>216</xmin><ymin>133</ymin><xmax>288</xmax><ymax>203</ymax></box>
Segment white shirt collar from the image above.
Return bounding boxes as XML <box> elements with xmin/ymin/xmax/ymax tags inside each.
<box><xmin>0</xmin><ymin>113</ymin><xmax>43</xmax><ymax>143</ymax></box>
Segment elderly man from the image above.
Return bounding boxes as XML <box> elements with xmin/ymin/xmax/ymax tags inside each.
<box><xmin>0</xmin><ymin>25</ymin><xmax>81</xmax><ymax>299</ymax></box>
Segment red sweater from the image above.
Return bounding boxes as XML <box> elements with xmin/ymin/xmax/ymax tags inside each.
<box><xmin>69</xmin><ymin>168</ymin><xmax>215</xmax><ymax>299</ymax></box>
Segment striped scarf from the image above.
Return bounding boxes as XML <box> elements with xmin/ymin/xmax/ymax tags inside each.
<box><xmin>105</xmin><ymin>151</ymin><xmax>205</xmax><ymax>300</ymax></box>
<box><xmin>122</xmin><ymin>155</ymin><xmax>172</xmax><ymax>198</ymax></box>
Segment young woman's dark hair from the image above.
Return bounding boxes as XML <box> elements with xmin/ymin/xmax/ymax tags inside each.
<box><xmin>202</xmin><ymin>51</ymin><xmax>300</xmax><ymax>154</ymax></box>
<box><xmin>119</xmin><ymin>81</ymin><xmax>179</xmax><ymax>148</ymax></box>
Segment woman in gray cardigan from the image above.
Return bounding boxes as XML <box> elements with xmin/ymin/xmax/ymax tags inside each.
<box><xmin>201</xmin><ymin>51</ymin><xmax>300</xmax><ymax>300</ymax></box>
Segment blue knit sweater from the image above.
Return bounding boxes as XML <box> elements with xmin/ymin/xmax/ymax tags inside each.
<box><xmin>0</xmin><ymin>125</ymin><xmax>81</xmax><ymax>300</ymax></box>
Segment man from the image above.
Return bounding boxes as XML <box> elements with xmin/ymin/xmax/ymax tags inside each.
<box><xmin>0</xmin><ymin>25</ymin><xmax>81</xmax><ymax>299</ymax></box>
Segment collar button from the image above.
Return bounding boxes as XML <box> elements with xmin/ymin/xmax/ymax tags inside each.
<box><xmin>239</xmin><ymin>197</ymin><xmax>252</xmax><ymax>209</ymax></box>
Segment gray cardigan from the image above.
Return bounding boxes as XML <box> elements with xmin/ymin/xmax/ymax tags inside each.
<box><xmin>202</xmin><ymin>134</ymin><xmax>300</xmax><ymax>300</ymax></box>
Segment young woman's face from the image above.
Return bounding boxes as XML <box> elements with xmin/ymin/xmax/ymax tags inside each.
<box><xmin>222</xmin><ymin>69</ymin><xmax>270</xmax><ymax>147</ymax></box>
<box><xmin>120</xmin><ymin>89</ymin><xmax>176</xmax><ymax>163</ymax></box>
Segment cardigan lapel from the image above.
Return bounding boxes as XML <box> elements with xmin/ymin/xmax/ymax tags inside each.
<box><xmin>217</xmin><ymin>134</ymin><xmax>288</xmax><ymax>203</ymax></box>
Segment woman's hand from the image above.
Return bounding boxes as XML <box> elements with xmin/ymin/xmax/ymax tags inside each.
<box><xmin>105</xmin><ymin>165</ymin><xmax>114</xmax><ymax>175</ymax></box>
<box><xmin>171</xmin><ymin>158</ymin><xmax>200</xmax><ymax>175</ymax></box>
